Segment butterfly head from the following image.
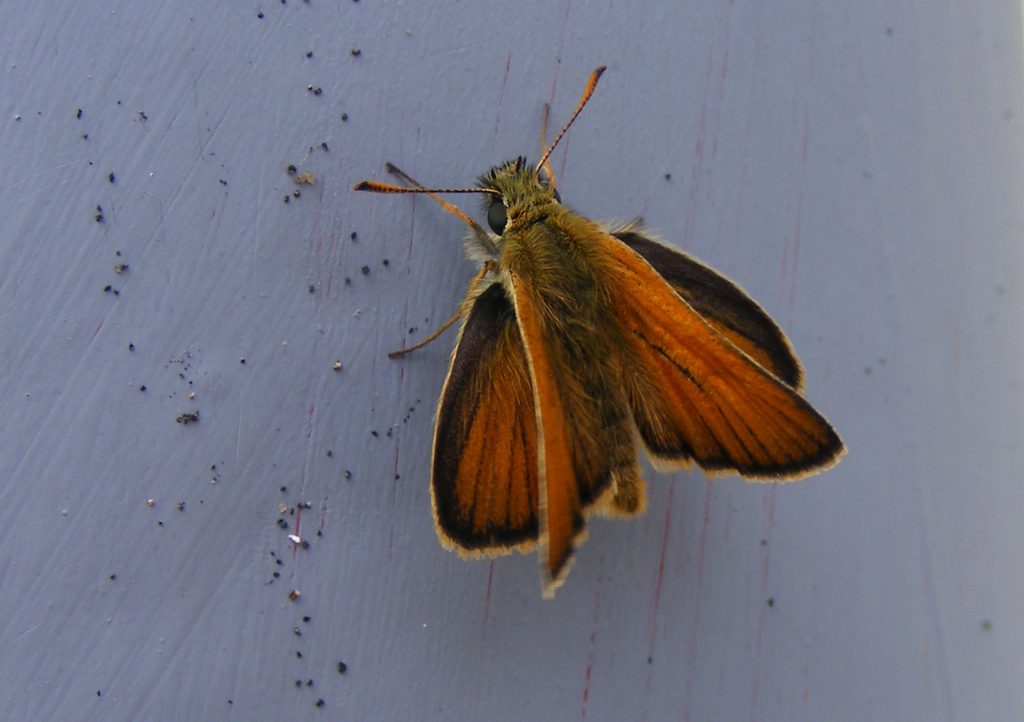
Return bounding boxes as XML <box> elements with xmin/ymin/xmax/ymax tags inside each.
<box><xmin>477</xmin><ymin>157</ymin><xmax>561</xmax><ymax>236</ymax></box>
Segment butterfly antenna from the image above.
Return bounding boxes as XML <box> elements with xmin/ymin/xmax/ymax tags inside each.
<box><xmin>354</xmin><ymin>164</ymin><xmax>499</xmax><ymax>249</ymax></box>
<box><xmin>538</xmin><ymin>103</ymin><xmax>557</xmax><ymax>190</ymax></box>
<box><xmin>535</xmin><ymin>65</ymin><xmax>607</xmax><ymax>173</ymax></box>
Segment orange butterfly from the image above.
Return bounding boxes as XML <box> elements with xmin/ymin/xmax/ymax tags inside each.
<box><xmin>356</xmin><ymin>66</ymin><xmax>844</xmax><ymax>597</ymax></box>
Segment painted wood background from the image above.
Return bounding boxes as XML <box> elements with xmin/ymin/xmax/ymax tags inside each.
<box><xmin>2</xmin><ymin>2</ymin><xmax>1022</xmax><ymax>720</ymax></box>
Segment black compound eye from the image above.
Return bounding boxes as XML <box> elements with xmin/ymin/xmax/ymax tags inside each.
<box><xmin>487</xmin><ymin>201</ymin><xmax>507</xmax><ymax>234</ymax></box>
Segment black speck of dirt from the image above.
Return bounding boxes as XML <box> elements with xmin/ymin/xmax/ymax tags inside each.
<box><xmin>340</xmin><ymin>112</ymin><xmax>348</xmax><ymax>122</ymax></box>
<box><xmin>370</xmin><ymin>430</ymin><xmax>378</xmax><ymax>438</ymax></box>
<box><xmin>108</xmin><ymin>172</ymin><xmax>116</xmax><ymax>183</ymax></box>
<box><xmin>219</xmin><ymin>179</ymin><xmax>227</xmax><ymax>186</ymax></box>
<box><xmin>320</xmin><ymin>142</ymin><xmax>328</xmax><ymax>151</ymax></box>
<box><xmin>76</xmin><ymin>108</ymin><xmax>83</xmax><ymax>119</ymax></box>
<box><xmin>308</xmin><ymin>284</ymin><xmax>316</xmax><ymax>294</ymax></box>
<box><xmin>350</xmin><ymin>231</ymin><xmax>358</xmax><ymax>241</ymax></box>
<box><xmin>337</xmin><ymin>660</ymin><xmax>347</xmax><ymax>674</ymax></box>
<box><xmin>287</xmin><ymin>164</ymin><xmax>297</xmax><ymax>176</ymax></box>
<box><xmin>109</xmin><ymin>574</ymin><xmax>117</xmax><ymax>580</ymax></box>
<box><xmin>177</xmin><ymin>501</ymin><xmax>186</xmax><ymax>512</ymax></box>
<box><xmin>296</xmin><ymin>651</ymin><xmax>303</xmax><ymax>659</ymax></box>
<box><xmin>139</xmin><ymin>385</ymin><xmax>147</xmax><ymax>392</ymax></box>
<box><xmin>382</xmin><ymin>258</ymin><xmax>389</xmax><ymax>267</ymax></box>
<box><xmin>306</xmin><ymin>679</ymin><xmax>314</xmax><ymax>687</ymax></box>
<box><xmin>239</xmin><ymin>358</ymin><xmax>246</xmax><ymax>365</ymax></box>
<box><xmin>664</xmin><ymin>173</ymin><xmax>672</xmax><ymax>181</ymax></box>
<box><xmin>257</xmin><ymin>11</ymin><xmax>264</xmax><ymax>18</ymax></box>
<box><xmin>277</xmin><ymin>518</ymin><xmax>289</xmax><ymax>529</ymax></box>
<box><xmin>302</xmin><ymin>615</ymin><xmax>311</xmax><ymax>623</ymax></box>
<box><xmin>316</xmin><ymin>699</ymin><xmax>325</xmax><ymax>708</ymax></box>
<box><xmin>137</xmin><ymin>110</ymin><xmax>147</xmax><ymax>122</ymax></box>
<box><xmin>284</xmin><ymin>195</ymin><xmax>290</xmax><ymax>203</ymax></box>
<box><xmin>647</xmin><ymin>656</ymin><xmax>653</xmax><ymax>664</ymax></box>
<box><xmin>360</xmin><ymin>265</ymin><xmax>370</xmax><ymax>275</ymax></box>
<box><xmin>128</xmin><ymin>343</ymin><xmax>135</xmax><ymax>352</ymax></box>
<box><xmin>294</xmin><ymin>679</ymin><xmax>302</xmax><ymax>688</ymax></box>
<box><xmin>103</xmin><ymin>285</ymin><xmax>113</xmax><ymax>293</ymax></box>
<box><xmin>343</xmin><ymin>277</ymin><xmax>352</xmax><ymax>285</ymax></box>
<box><xmin>344</xmin><ymin>470</ymin><xmax>352</xmax><ymax>480</ymax></box>
<box><xmin>767</xmin><ymin>597</ymin><xmax>775</xmax><ymax>607</ymax></box>
<box><xmin>176</xmin><ymin>410</ymin><xmax>200</xmax><ymax>425</ymax></box>
<box><xmin>293</xmin><ymin>627</ymin><xmax>302</xmax><ymax>637</ymax></box>
<box><xmin>326</xmin><ymin>449</ymin><xmax>333</xmax><ymax>457</ymax></box>
<box><xmin>350</xmin><ymin>48</ymin><xmax>361</xmax><ymax>56</ymax></box>
<box><xmin>306</xmin><ymin>51</ymin><xmax>313</xmax><ymax>58</ymax></box>
<box><xmin>280</xmin><ymin>485</ymin><xmax>288</xmax><ymax>492</ymax></box>
<box><xmin>293</xmin><ymin>189</ymin><xmax>301</xmax><ymax>198</ymax></box>
<box><xmin>95</xmin><ymin>205</ymin><xmax>105</xmax><ymax>223</ymax></box>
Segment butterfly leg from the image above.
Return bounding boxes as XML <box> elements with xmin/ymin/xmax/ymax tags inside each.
<box><xmin>383</xmin><ymin>163</ymin><xmax>497</xmax><ymax>255</ymax></box>
<box><xmin>388</xmin><ymin>261</ymin><xmax>498</xmax><ymax>358</ymax></box>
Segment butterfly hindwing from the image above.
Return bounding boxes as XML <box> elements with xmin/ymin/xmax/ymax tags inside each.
<box><xmin>431</xmin><ymin>282</ymin><xmax>540</xmax><ymax>554</ymax></box>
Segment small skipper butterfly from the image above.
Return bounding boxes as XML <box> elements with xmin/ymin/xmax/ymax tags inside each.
<box><xmin>355</xmin><ymin>66</ymin><xmax>844</xmax><ymax>597</ymax></box>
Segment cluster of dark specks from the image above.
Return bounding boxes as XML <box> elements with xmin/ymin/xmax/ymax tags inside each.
<box><xmin>175</xmin><ymin>410</ymin><xmax>199</xmax><ymax>425</ymax></box>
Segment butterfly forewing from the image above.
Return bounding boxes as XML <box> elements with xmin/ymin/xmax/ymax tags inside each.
<box><xmin>502</xmin><ymin>216</ymin><xmax>644</xmax><ymax>594</ymax></box>
<box><xmin>599</xmin><ymin>232</ymin><xmax>844</xmax><ymax>478</ymax></box>
<box><xmin>610</xmin><ymin>225</ymin><xmax>803</xmax><ymax>389</ymax></box>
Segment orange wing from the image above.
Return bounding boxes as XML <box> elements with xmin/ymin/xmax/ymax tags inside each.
<box><xmin>431</xmin><ymin>283</ymin><xmax>539</xmax><ymax>553</ymax></box>
<box><xmin>609</xmin><ymin>223</ymin><xmax>802</xmax><ymax>389</ymax></box>
<box><xmin>505</xmin><ymin>270</ymin><xmax>589</xmax><ymax>595</ymax></box>
<box><xmin>600</xmin><ymin>234</ymin><xmax>845</xmax><ymax>478</ymax></box>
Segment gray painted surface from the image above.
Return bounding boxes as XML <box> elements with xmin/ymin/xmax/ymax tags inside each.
<box><xmin>2</xmin><ymin>2</ymin><xmax>1022</xmax><ymax>720</ymax></box>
